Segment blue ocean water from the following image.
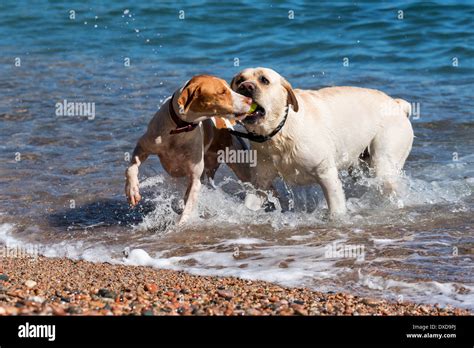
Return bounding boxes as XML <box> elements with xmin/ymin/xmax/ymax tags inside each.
<box><xmin>0</xmin><ymin>1</ymin><xmax>473</xmax><ymax>308</ymax></box>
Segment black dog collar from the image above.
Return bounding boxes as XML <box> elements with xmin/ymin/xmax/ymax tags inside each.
<box><xmin>227</xmin><ymin>106</ymin><xmax>290</xmax><ymax>143</ymax></box>
<box><xmin>168</xmin><ymin>94</ymin><xmax>199</xmax><ymax>135</ymax></box>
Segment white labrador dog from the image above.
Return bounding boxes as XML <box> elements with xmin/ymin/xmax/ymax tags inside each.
<box><xmin>231</xmin><ymin>67</ymin><xmax>414</xmax><ymax>217</ymax></box>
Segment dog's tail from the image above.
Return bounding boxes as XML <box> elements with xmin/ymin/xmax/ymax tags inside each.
<box><xmin>394</xmin><ymin>98</ymin><xmax>411</xmax><ymax>118</ymax></box>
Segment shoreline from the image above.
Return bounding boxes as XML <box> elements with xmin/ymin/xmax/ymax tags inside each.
<box><xmin>0</xmin><ymin>254</ymin><xmax>470</xmax><ymax>316</ymax></box>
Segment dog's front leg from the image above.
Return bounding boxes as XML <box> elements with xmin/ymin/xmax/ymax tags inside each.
<box><xmin>244</xmin><ymin>158</ymin><xmax>278</xmax><ymax>211</ymax></box>
<box><xmin>125</xmin><ymin>142</ymin><xmax>149</xmax><ymax>206</ymax></box>
<box><xmin>317</xmin><ymin>166</ymin><xmax>347</xmax><ymax>219</ymax></box>
<box><xmin>178</xmin><ymin>161</ymin><xmax>204</xmax><ymax>225</ymax></box>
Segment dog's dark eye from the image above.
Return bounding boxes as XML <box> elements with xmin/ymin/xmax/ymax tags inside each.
<box><xmin>235</xmin><ymin>77</ymin><xmax>244</xmax><ymax>86</ymax></box>
<box><xmin>260</xmin><ymin>76</ymin><xmax>270</xmax><ymax>85</ymax></box>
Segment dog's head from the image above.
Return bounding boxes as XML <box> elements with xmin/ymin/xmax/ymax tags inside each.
<box><xmin>177</xmin><ymin>75</ymin><xmax>252</xmax><ymax>122</ymax></box>
<box><xmin>230</xmin><ymin>67</ymin><xmax>299</xmax><ymax>129</ymax></box>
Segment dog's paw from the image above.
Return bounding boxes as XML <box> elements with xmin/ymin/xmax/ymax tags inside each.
<box><xmin>328</xmin><ymin>209</ymin><xmax>348</xmax><ymax>223</ymax></box>
<box><xmin>125</xmin><ymin>180</ymin><xmax>141</xmax><ymax>207</ymax></box>
<box><xmin>244</xmin><ymin>193</ymin><xmax>264</xmax><ymax>211</ymax></box>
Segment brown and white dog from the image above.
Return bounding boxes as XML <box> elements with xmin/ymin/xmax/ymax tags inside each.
<box><xmin>231</xmin><ymin>67</ymin><xmax>414</xmax><ymax>218</ymax></box>
<box><xmin>125</xmin><ymin>75</ymin><xmax>252</xmax><ymax>224</ymax></box>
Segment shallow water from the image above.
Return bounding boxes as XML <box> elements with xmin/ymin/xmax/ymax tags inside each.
<box><xmin>1</xmin><ymin>1</ymin><xmax>473</xmax><ymax>309</ymax></box>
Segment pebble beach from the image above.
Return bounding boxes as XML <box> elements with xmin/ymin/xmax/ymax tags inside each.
<box><xmin>0</xmin><ymin>254</ymin><xmax>470</xmax><ymax>316</ymax></box>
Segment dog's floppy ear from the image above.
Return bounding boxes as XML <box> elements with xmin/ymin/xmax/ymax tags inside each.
<box><xmin>229</xmin><ymin>74</ymin><xmax>240</xmax><ymax>91</ymax></box>
<box><xmin>281</xmin><ymin>78</ymin><xmax>299</xmax><ymax>112</ymax></box>
<box><xmin>177</xmin><ymin>81</ymin><xmax>200</xmax><ymax>114</ymax></box>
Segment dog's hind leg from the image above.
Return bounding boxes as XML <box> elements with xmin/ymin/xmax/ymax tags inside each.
<box><xmin>178</xmin><ymin>160</ymin><xmax>204</xmax><ymax>225</ymax></box>
<box><xmin>203</xmin><ymin>151</ymin><xmax>220</xmax><ymax>187</ymax></box>
<box><xmin>369</xmin><ymin>117</ymin><xmax>413</xmax><ymax>195</ymax></box>
<box><xmin>125</xmin><ymin>142</ymin><xmax>150</xmax><ymax>206</ymax></box>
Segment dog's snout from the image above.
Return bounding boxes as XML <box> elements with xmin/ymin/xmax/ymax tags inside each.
<box><xmin>238</xmin><ymin>81</ymin><xmax>256</xmax><ymax>97</ymax></box>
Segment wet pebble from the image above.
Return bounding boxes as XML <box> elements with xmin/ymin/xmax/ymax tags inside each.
<box><xmin>144</xmin><ymin>283</ymin><xmax>158</xmax><ymax>293</ymax></box>
<box><xmin>98</xmin><ymin>289</ymin><xmax>116</xmax><ymax>299</ymax></box>
<box><xmin>362</xmin><ymin>298</ymin><xmax>382</xmax><ymax>307</ymax></box>
<box><xmin>216</xmin><ymin>290</ymin><xmax>233</xmax><ymax>300</ymax></box>
<box><xmin>291</xmin><ymin>304</ymin><xmax>308</xmax><ymax>316</ymax></box>
<box><xmin>24</xmin><ymin>280</ymin><xmax>37</xmax><ymax>289</ymax></box>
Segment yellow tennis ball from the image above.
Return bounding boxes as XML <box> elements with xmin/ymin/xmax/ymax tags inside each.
<box><xmin>248</xmin><ymin>103</ymin><xmax>258</xmax><ymax>113</ymax></box>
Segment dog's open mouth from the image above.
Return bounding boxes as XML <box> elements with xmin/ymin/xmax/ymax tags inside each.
<box><xmin>242</xmin><ymin>103</ymin><xmax>266</xmax><ymax>124</ymax></box>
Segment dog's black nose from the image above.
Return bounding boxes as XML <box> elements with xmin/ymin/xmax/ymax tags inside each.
<box><xmin>238</xmin><ymin>81</ymin><xmax>256</xmax><ymax>97</ymax></box>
